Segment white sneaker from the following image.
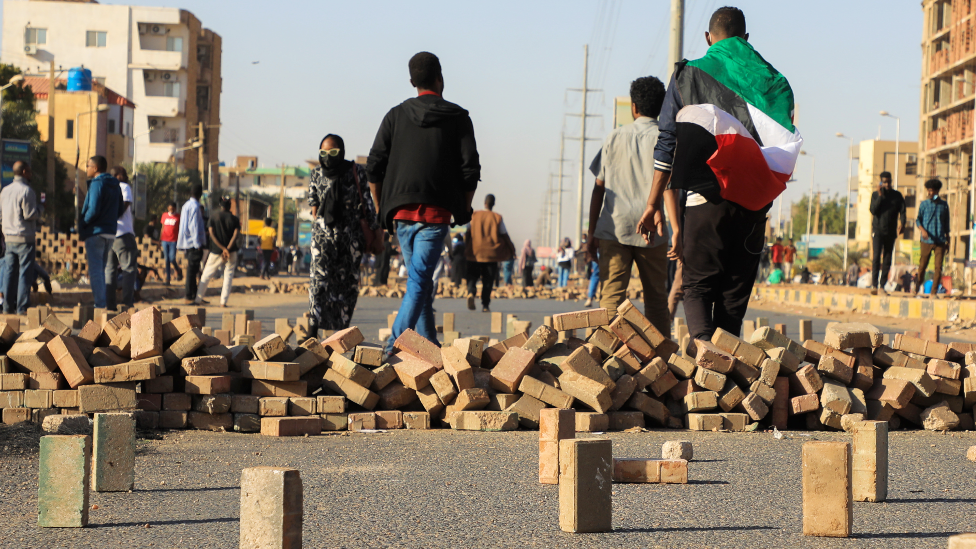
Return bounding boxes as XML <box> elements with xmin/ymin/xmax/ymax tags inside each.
<box><xmin>584</xmin><ymin>298</ymin><xmax>593</xmax><ymax>307</ymax></box>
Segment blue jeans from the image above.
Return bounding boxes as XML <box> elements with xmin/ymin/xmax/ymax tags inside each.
<box><xmin>588</xmin><ymin>260</ymin><xmax>600</xmax><ymax>299</ymax></box>
<box><xmin>4</xmin><ymin>242</ymin><xmax>35</xmax><ymax>314</ymax></box>
<box><xmin>386</xmin><ymin>221</ymin><xmax>449</xmax><ymax>353</ymax></box>
<box><xmin>162</xmin><ymin>241</ymin><xmax>178</xmax><ymax>283</ymax></box>
<box><xmin>557</xmin><ymin>263</ymin><xmax>571</xmax><ymax>287</ymax></box>
<box><xmin>85</xmin><ymin>235</ymin><xmax>114</xmax><ymax>309</ymax></box>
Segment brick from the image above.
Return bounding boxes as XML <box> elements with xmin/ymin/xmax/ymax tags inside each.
<box><xmin>824</xmin><ymin>323</ymin><xmax>883</xmax><ymax>349</ymax></box>
<box><xmin>575</xmin><ymin>412</ymin><xmax>608</xmax><ymax>432</ymax></box>
<box><xmin>883</xmin><ymin>367</ymin><xmax>937</xmax><ymax>398</ymax></box>
<box><xmin>78</xmin><ymin>384</ymin><xmax>136</xmax><ymax>413</ymax></box>
<box><xmin>669</xmin><ymin>379</ymin><xmax>699</xmax><ymax>400</ymax></box>
<box><xmin>585</xmin><ymin>327</ymin><xmax>620</xmax><ymax>357</ymax></box>
<box><xmin>613</xmin><ymin>458</ymin><xmax>679</xmax><ymax>483</ymax></box>
<box><xmin>765</xmin><ymin>347</ymin><xmax>800</xmax><ymax>374</ymax></box>
<box><xmin>327</xmin><ymin>353</ymin><xmax>375</xmax><ymax>389</ymax></box>
<box><xmin>157</xmin><ymin>410</ymin><xmax>187</xmax><ymax>429</ymax></box>
<box><xmin>720</xmin><ymin>412</ymin><xmax>749</xmax><ymax>431</ymax></box>
<box><xmin>539</xmin><ymin>408</ymin><xmax>574</xmax><ymax>484</ymax></box>
<box><xmin>449</xmin><ymin>410</ymin><xmax>518</xmax><ymax>431</ymax></box>
<box><xmin>294</xmin><ymin>340</ymin><xmax>330</xmax><ymax>376</ymax></box>
<box><xmin>315</xmin><ymin>395</ymin><xmax>344</xmax><ymax>414</ymax></box>
<box><xmin>695</xmin><ymin>340</ymin><xmax>736</xmax><ymax>374</ymax></box>
<box><xmin>288</xmin><ymin>397</ymin><xmax>316</xmax><ymax>416</ymax></box>
<box><xmin>561</xmin><ymin>346</ymin><xmax>615</xmax><ymax>391</ymax></box>
<box><xmin>504</xmin><ymin>394</ymin><xmax>547</xmax><ymax>428</ymax></box>
<box><xmin>608</xmin><ymin>411</ymin><xmax>644</xmax><ymax>430</ymax></box>
<box><xmin>239</xmin><ymin>466</ymin><xmax>303</xmax><ymax>548</ymax></box>
<box><xmin>93</xmin><ymin>362</ymin><xmax>156</xmax><ymax>384</ymax></box>
<box><xmin>559</xmin><ymin>371</ymin><xmax>611</xmax><ymax>413</ymax></box>
<box><xmin>523</xmin><ymin>325</ymin><xmax>558</xmax><ymax>359</ymax></box>
<box><xmin>259</xmin><ymin>397</ymin><xmax>289</xmax><ymax>417</ymax></box>
<box><xmin>490</xmin><ymin>311</ymin><xmax>503</xmax><ymax>333</ymax></box>
<box><xmin>185</xmin><ymin>375</ymin><xmax>233</xmax><ymax>395</ymax></box>
<box><xmin>667</xmin><ymin>353</ymin><xmax>697</xmax><ymax>379</ymax></box>
<box><xmin>482</xmin><ymin>332</ymin><xmax>529</xmax><ymax>368</ymax></box>
<box><xmin>162</xmin><ymin>329</ymin><xmax>207</xmax><ymax>370</ymax></box>
<box><xmin>893</xmin><ymin>333</ymin><xmax>949</xmax><ymax>360</ymax></box>
<box><xmin>649</xmin><ymin>369</ymin><xmax>679</xmax><ymax>398</ymax></box>
<box><xmin>928</xmin><ymin>358</ymin><xmax>961</xmax><ymax>380</ymax></box>
<box><xmin>391</xmin><ymin>329</ymin><xmax>442</xmax><ymax>369</ymax></box>
<box><xmin>370</xmin><ymin>364</ymin><xmax>399</xmax><ymax>392</ymax></box>
<box><xmin>403</xmin><ymin>411</ymin><xmax>430</xmax><ymax>430</ymax></box>
<box><xmin>750</xmin><ymin>326</ymin><xmax>806</xmax><ymax>362</ymax></box>
<box><xmin>817</xmin><ymin>355</ymin><xmax>853</xmax><ymax>384</ymax></box>
<box><xmin>251</xmin><ymin>334</ymin><xmax>286</xmax><ymax>362</ymax></box>
<box><xmin>452</xmin><ymin>337</ymin><xmax>484</xmax><ymax>368</ymax></box>
<box><xmin>428</xmin><ymin>370</ymin><xmax>458</xmax><ymax>405</ymax></box>
<box><xmin>181</xmin><ymin>356</ymin><xmax>229</xmax><ymax>377</ymax></box>
<box><xmin>441</xmin><ymin>346</ymin><xmax>475</xmax><ymax>391</ymax></box>
<box><xmin>607</xmin><ymin>374</ymin><xmax>637</xmax><ymax>411</ymax></box>
<box><xmin>718</xmin><ymin>382</ymin><xmax>746</xmax><ymax>412</ymax></box>
<box><xmin>38</xmin><ymin>435</ymin><xmax>91</xmax><ymax>527</ymax></box>
<box><xmin>390</xmin><ymin>355</ymin><xmax>436</xmax><ymax>391</ymax></box>
<box><xmin>633</xmin><ymin>358</ymin><xmax>667</xmax><ymax>391</ymax></box>
<box><xmin>415</xmin><ymin>385</ymin><xmax>444</xmax><ymax>415</ymax></box>
<box><xmin>378</xmin><ymin>382</ymin><xmax>417</xmax><ymax>410</ymax></box>
<box><xmin>759</xmin><ymin>359</ymin><xmax>782</xmax><ymax>387</ymax></box>
<box><xmin>162</xmin><ymin>392</ymin><xmax>191</xmax><ymax>411</ymax></box>
<box><xmin>791</xmin><ymin>393</ymin><xmax>820</xmax><ymax>414</ymax></box>
<box><xmin>3</xmin><ymin>407</ymin><xmax>30</xmax><ymax>424</ymax></box>
<box><xmin>949</xmin><ymin>534</ymin><xmax>976</xmax><ymax>548</ymax></box>
<box><xmin>711</xmin><ymin>328</ymin><xmax>767</xmax><ymax>367</ymax></box>
<box><xmin>454</xmin><ymin>388</ymin><xmax>490</xmax><ymax>410</ymax></box>
<box><xmin>627</xmin><ymin>391</ymin><xmax>669</xmax><ymax>425</ymax></box>
<box><xmin>322</xmin><ymin>370</ymin><xmax>377</xmax><ymax>409</ymax></box>
<box><xmin>242</xmin><ymin>361</ymin><xmax>300</xmax><ymax>382</ymax></box>
<box><xmin>45</xmin><ymin>336</ymin><xmax>94</xmax><ymax>389</ymax></box>
<box><xmin>741</xmin><ymin>392</ymin><xmax>769</xmax><ymax>421</ymax></box>
<box><xmin>616</xmin><ymin>299</ymin><xmax>679</xmax><ymax>359</ymax></box>
<box><xmin>608</xmin><ymin>316</ymin><xmax>654</xmax><ymax>362</ymax></box>
<box><xmin>53</xmin><ymin>390</ymin><xmax>79</xmax><ymax>408</ymax></box>
<box><xmin>686</xmin><ymin>413</ymin><xmax>723</xmax><ymax>431</ymax></box>
<box><xmin>874</xmin><ymin>345</ymin><xmax>925</xmax><ymax>370</ymax></box>
<box><xmin>490</xmin><ymin>347</ymin><xmax>536</xmax><ymax>393</ymax></box>
<box><xmin>246</xmin><ymin>320</ymin><xmax>262</xmax><ymax>339</ymax></box>
<box><xmin>161</xmin><ymin>315</ymin><xmax>199</xmax><ymax>344</ymax></box>
<box><xmin>683</xmin><ymin>391</ymin><xmax>718</xmax><ymax>413</ymax></box>
<box><xmin>802</xmin><ymin>441</ymin><xmax>852</xmax><ymax>537</ymax></box>
<box><xmin>552</xmin><ymin>309</ymin><xmax>611</xmax><ymax>331</ymax></box>
<box><xmin>821</xmin><ymin>380</ymin><xmax>853</xmax><ymax>415</ymax></box>
<box><xmin>793</xmin><ymin>364</ymin><xmax>824</xmax><ymax>394</ymax></box>
<box><xmin>866</xmin><ymin>378</ymin><xmax>916</xmax><ymax>408</ymax></box>
<box><xmin>129</xmin><ymin>307</ymin><xmax>163</xmax><ymax>360</ymax></box>
<box><xmin>108</xmin><ymin>326</ymin><xmax>132</xmax><ymax>357</ymax></box>
<box><xmin>19</xmin><ymin>326</ymin><xmax>56</xmax><ymax>343</ymax></box>
<box><xmin>25</xmin><ymin>389</ymin><xmax>54</xmax><ymax>408</ymax></box>
<box><xmin>351</xmin><ymin>344</ymin><xmax>382</xmax><ymax>367</ymax></box>
<box><xmin>9</xmin><ymin>340</ymin><xmax>58</xmax><ymax>373</ymax></box>
<box><xmin>188</xmin><ymin>411</ymin><xmax>233</xmax><ymax>431</ymax></box>
<box><xmin>852</xmin><ymin>420</ymin><xmax>887</xmax><ymax>502</ymax></box>
<box><xmin>694</xmin><ymin>367</ymin><xmax>726</xmax><ymax>392</ymax></box>
<box><xmin>367</xmin><ymin>410</ymin><xmax>399</xmax><ymax>429</ymax></box>
<box><xmin>28</xmin><ymin>372</ymin><xmax>63</xmax><ymax>390</ymax></box>
<box><xmin>89</xmin><ymin>347</ymin><xmax>126</xmax><ymax>368</ymax></box>
<box><xmin>92</xmin><ymin>413</ymin><xmax>135</xmax><ymax>492</ymax></box>
<box><xmin>559</xmin><ymin>438</ymin><xmax>612</xmax><ymax>533</ymax></box>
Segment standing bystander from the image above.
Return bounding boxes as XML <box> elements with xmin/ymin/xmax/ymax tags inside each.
<box><xmin>106</xmin><ymin>166</ymin><xmax>137</xmax><ymax>311</ymax></box>
<box><xmin>367</xmin><ymin>51</ymin><xmax>480</xmax><ymax>351</ymax></box>
<box><xmin>783</xmin><ymin>238</ymin><xmax>797</xmax><ymax>282</ymax></box>
<box><xmin>258</xmin><ymin>218</ymin><xmax>277</xmax><ymax>279</ymax></box>
<box><xmin>196</xmin><ymin>198</ymin><xmax>241</xmax><ymax>307</ymax></box>
<box><xmin>160</xmin><ymin>202</ymin><xmax>183</xmax><ymax>285</ymax></box>
<box><xmin>770</xmin><ymin>237</ymin><xmax>784</xmax><ymax>273</ymax></box>
<box><xmin>916</xmin><ymin>178</ymin><xmax>950</xmax><ymax>297</ymax></box>
<box><xmin>80</xmin><ymin>156</ymin><xmax>124</xmax><ymax>310</ymax></box>
<box><xmin>465</xmin><ymin>194</ymin><xmax>515</xmax><ymax>312</ymax></box>
<box><xmin>868</xmin><ymin>171</ymin><xmax>906</xmax><ymax>295</ymax></box>
<box><xmin>177</xmin><ymin>184</ymin><xmax>206</xmax><ymax>304</ymax></box>
<box><xmin>0</xmin><ymin>161</ymin><xmax>38</xmax><ymax>314</ymax></box>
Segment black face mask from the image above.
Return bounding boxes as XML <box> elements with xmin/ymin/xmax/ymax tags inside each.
<box><xmin>320</xmin><ymin>149</ymin><xmax>349</xmax><ymax>178</ymax></box>
<box><xmin>322</xmin><ymin>154</ymin><xmax>345</xmax><ymax>169</ymax></box>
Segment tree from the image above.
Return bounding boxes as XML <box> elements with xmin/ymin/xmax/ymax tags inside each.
<box><xmin>135</xmin><ymin>162</ymin><xmax>201</xmax><ymax>232</ymax></box>
<box><xmin>790</xmin><ymin>193</ymin><xmax>850</xmax><ymax>243</ymax></box>
<box><xmin>808</xmin><ymin>243</ymin><xmax>869</xmax><ymax>273</ymax></box>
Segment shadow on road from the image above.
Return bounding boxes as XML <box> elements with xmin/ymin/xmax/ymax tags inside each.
<box><xmin>615</xmin><ymin>525</ymin><xmax>778</xmax><ymax>534</ymax></box>
<box><xmin>92</xmin><ymin>517</ymin><xmax>238</xmax><ymax>528</ymax></box>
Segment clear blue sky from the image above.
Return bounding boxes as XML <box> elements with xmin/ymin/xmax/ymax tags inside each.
<box><xmin>2</xmin><ymin>0</ymin><xmax>923</xmax><ymax>248</ymax></box>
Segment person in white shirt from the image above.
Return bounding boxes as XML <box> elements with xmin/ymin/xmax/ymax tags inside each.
<box><xmin>555</xmin><ymin>238</ymin><xmax>575</xmax><ymax>287</ymax></box>
<box><xmin>107</xmin><ymin>166</ymin><xmax>137</xmax><ymax>311</ymax></box>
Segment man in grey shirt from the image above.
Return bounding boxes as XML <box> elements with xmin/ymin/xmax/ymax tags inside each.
<box><xmin>585</xmin><ymin>76</ymin><xmax>669</xmax><ymax>336</ymax></box>
<box><xmin>0</xmin><ymin>161</ymin><xmax>38</xmax><ymax>314</ymax></box>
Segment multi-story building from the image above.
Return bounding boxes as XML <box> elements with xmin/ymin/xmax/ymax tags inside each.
<box><xmin>920</xmin><ymin>0</ymin><xmax>976</xmax><ymax>269</ymax></box>
<box><xmin>1</xmin><ymin>0</ymin><xmax>221</xmax><ymax>181</ymax></box>
<box><xmin>852</xmin><ymin>140</ymin><xmax>920</xmax><ymax>244</ymax></box>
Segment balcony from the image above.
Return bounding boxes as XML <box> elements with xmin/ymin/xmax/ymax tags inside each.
<box><xmin>139</xmin><ymin>95</ymin><xmax>182</xmax><ymax>117</ymax></box>
<box><xmin>130</xmin><ymin>49</ymin><xmax>184</xmax><ymax>71</ymax></box>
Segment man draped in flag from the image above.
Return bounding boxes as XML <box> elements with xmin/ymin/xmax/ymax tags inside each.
<box><xmin>638</xmin><ymin>6</ymin><xmax>802</xmax><ymax>348</ymax></box>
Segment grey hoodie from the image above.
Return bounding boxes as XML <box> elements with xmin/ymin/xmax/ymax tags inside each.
<box><xmin>0</xmin><ymin>176</ymin><xmax>38</xmax><ymax>243</ymax></box>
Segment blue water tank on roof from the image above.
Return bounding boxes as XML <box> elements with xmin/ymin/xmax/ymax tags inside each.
<box><xmin>66</xmin><ymin>67</ymin><xmax>92</xmax><ymax>91</ymax></box>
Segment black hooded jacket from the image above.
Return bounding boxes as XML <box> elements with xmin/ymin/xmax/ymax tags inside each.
<box><xmin>366</xmin><ymin>95</ymin><xmax>480</xmax><ymax>231</ymax></box>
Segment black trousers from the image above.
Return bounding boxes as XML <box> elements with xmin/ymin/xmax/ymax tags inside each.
<box><xmin>467</xmin><ymin>261</ymin><xmax>499</xmax><ymax>307</ymax></box>
<box><xmin>682</xmin><ymin>200</ymin><xmax>766</xmax><ymax>341</ymax></box>
<box><xmin>184</xmin><ymin>247</ymin><xmax>204</xmax><ymax>300</ymax></box>
<box><xmin>871</xmin><ymin>232</ymin><xmax>897</xmax><ymax>289</ymax></box>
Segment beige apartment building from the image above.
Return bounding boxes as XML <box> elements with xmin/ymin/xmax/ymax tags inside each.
<box><xmin>852</xmin><ymin>140</ymin><xmax>920</xmax><ymax>244</ymax></box>
<box><xmin>1</xmin><ymin>0</ymin><xmax>221</xmax><ymax>181</ymax></box>
<box><xmin>920</xmin><ymin>0</ymin><xmax>976</xmax><ymax>269</ymax></box>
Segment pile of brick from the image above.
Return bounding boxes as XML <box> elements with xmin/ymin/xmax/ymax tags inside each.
<box><xmin>35</xmin><ymin>229</ymin><xmax>173</xmax><ymax>278</ymax></box>
<box><xmin>360</xmin><ymin>275</ymin><xmax>643</xmax><ymax>302</ymax></box>
<box><xmin>1</xmin><ymin>299</ymin><xmax>973</xmax><ymax>436</ymax></box>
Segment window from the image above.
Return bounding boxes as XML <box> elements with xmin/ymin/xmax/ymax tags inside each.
<box><xmin>163</xmin><ymin>129</ymin><xmax>178</xmax><ymax>143</ymax></box>
<box><xmin>66</xmin><ymin>119</ymin><xmax>74</xmax><ymax>139</ymax></box>
<box><xmin>163</xmin><ymin>82</ymin><xmax>180</xmax><ymax>98</ymax></box>
<box><xmin>86</xmin><ymin>31</ymin><xmax>107</xmax><ymax>48</ymax></box>
<box><xmin>196</xmin><ymin>86</ymin><xmax>210</xmax><ymax>110</ymax></box>
<box><xmin>108</xmin><ymin>119</ymin><xmax>116</xmax><ymax>134</ymax></box>
<box><xmin>166</xmin><ymin>36</ymin><xmax>183</xmax><ymax>52</ymax></box>
<box><xmin>25</xmin><ymin>28</ymin><xmax>46</xmax><ymax>45</ymax></box>
<box><xmin>93</xmin><ymin>77</ymin><xmax>105</xmax><ymax>86</ymax></box>
<box><xmin>196</xmin><ymin>44</ymin><xmax>211</xmax><ymax>68</ymax></box>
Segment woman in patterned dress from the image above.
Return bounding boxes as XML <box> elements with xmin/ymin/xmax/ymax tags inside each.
<box><xmin>306</xmin><ymin>134</ymin><xmax>380</xmax><ymax>336</ymax></box>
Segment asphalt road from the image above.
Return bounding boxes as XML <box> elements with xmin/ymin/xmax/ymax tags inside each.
<box><xmin>2</xmin><ymin>428</ymin><xmax>974</xmax><ymax>548</ymax></box>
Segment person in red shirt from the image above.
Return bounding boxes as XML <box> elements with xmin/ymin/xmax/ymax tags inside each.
<box><xmin>770</xmin><ymin>237</ymin><xmax>784</xmax><ymax>272</ymax></box>
<box><xmin>160</xmin><ymin>201</ymin><xmax>184</xmax><ymax>285</ymax></box>
<box><xmin>782</xmin><ymin>238</ymin><xmax>797</xmax><ymax>281</ymax></box>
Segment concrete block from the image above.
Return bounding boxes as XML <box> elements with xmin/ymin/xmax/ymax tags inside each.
<box><xmin>38</xmin><ymin>435</ymin><xmax>91</xmax><ymax>527</ymax></box>
<box><xmin>92</xmin><ymin>413</ymin><xmax>135</xmax><ymax>492</ymax></box>
<box><xmin>239</xmin><ymin>467</ymin><xmax>303</xmax><ymax>548</ymax></box>
<box><xmin>559</xmin><ymin>438</ymin><xmax>612</xmax><ymax>533</ymax></box>
<box><xmin>662</xmin><ymin>440</ymin><xmax>693</xmax><ymax>461</ymax></box>
<box><xmin>802</xmin><ymin>441</ymin><xmax>852</xmax><ymax>537</ymax></box>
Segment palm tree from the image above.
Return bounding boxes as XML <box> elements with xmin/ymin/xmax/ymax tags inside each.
<box><xmin>809</xmin><ymin>244</ymin><xmax>868</xmax><ymax>273</ymax></box>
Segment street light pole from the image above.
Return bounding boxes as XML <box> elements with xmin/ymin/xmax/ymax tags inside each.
<box><xmin>800</xmin><ymin>151</ymin><xmax>815</xmax><ymax>262</ymax></box>
<box><xmin>836</xmin><ymin>133</ymin><xmax>855</xmax><ymax>277</ymax></box>
<box><xmin>880</xmin><ymin>111</ymin><xmax>900</xmax><ymax>190</ymax></box>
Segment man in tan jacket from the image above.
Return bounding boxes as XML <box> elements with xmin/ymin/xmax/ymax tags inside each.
<box><xmin>465</xmin><ymin>194</ymin><xmax>515</xmax><ymax>312</ymax></box>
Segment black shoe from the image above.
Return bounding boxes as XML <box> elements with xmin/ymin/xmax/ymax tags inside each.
<box><xmin>482</xmin><ymin>306</ymin><xmax>490</xmax><ymax>313</ymax></box>
<box><xmin>467</xmin><ymin>296</ymin><xmax>475</xmax><ymax>310</ymax></box>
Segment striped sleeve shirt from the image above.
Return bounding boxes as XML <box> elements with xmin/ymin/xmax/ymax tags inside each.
<box><xmin>916</xmin><ymin>196</ymin><xmax>949</xmax><ymax>245</ymax></box>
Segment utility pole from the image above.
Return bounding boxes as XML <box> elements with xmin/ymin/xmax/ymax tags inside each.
<box><xmin>567</xmin><ymin>46</ymin><xmax>601</xmax><ymax>245</ymax></box>
<box><xmin>668</xmin><ymin>0</ymin><xmax>684</xmax><ymax>81</ymax></box>
<box><xmin>277</xmin><ymin>164</ymin><xmax>286</xmax><ymax>247</ymax></box>
<box><xmin>46</xmin><ymin>60</ymin><xmax>56</xmax><ymax>230</ymax></box>
<box><xmin>813</xmin><ymin>191</ymin><xmax>822</xmax><ymax>235</ymax></box>
<box><xmin>556</xmin><ymin>132</ymin><xmax>565</xmax><ymax>252</ymax></box>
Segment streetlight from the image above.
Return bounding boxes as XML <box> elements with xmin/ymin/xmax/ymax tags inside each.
<box><xmin>74</xmin><ymin>104</ymin><xmax>110</xmax><ymax>230</ymax></box>
<box><xmin>800</xmin><ymin>150</ymin><xmax>815</xmax><ymax>262</ymax></box>
<box><xmin>836</xmin><ymin>132</ymin><xmax>855</xmax><ymax>277</ymax></box>
<box><xmin>880</xmin><ymin>111</ymin><xmax>900</xmax><ymax>190</ymax></box>
<box><xmin>0</xmin><ymin>74</ymin><xmax>25</xmax><ymax>149</ymax></box>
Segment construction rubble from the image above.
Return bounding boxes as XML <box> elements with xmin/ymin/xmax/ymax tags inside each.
<box><xmin>0</xmin><ymin>300</ymin><xmax>973</xmax><ymax>436</ymax></box>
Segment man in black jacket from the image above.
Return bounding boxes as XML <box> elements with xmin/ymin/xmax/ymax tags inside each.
<box><xmin>868</xmin><ymin>171</ymin><xmax>906</xmax><ymax>295</ymax></box>
<box><xmin>367</xmin><ymin>51</ymin><xmax>480</xmax><ymax>352</ymax></box>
